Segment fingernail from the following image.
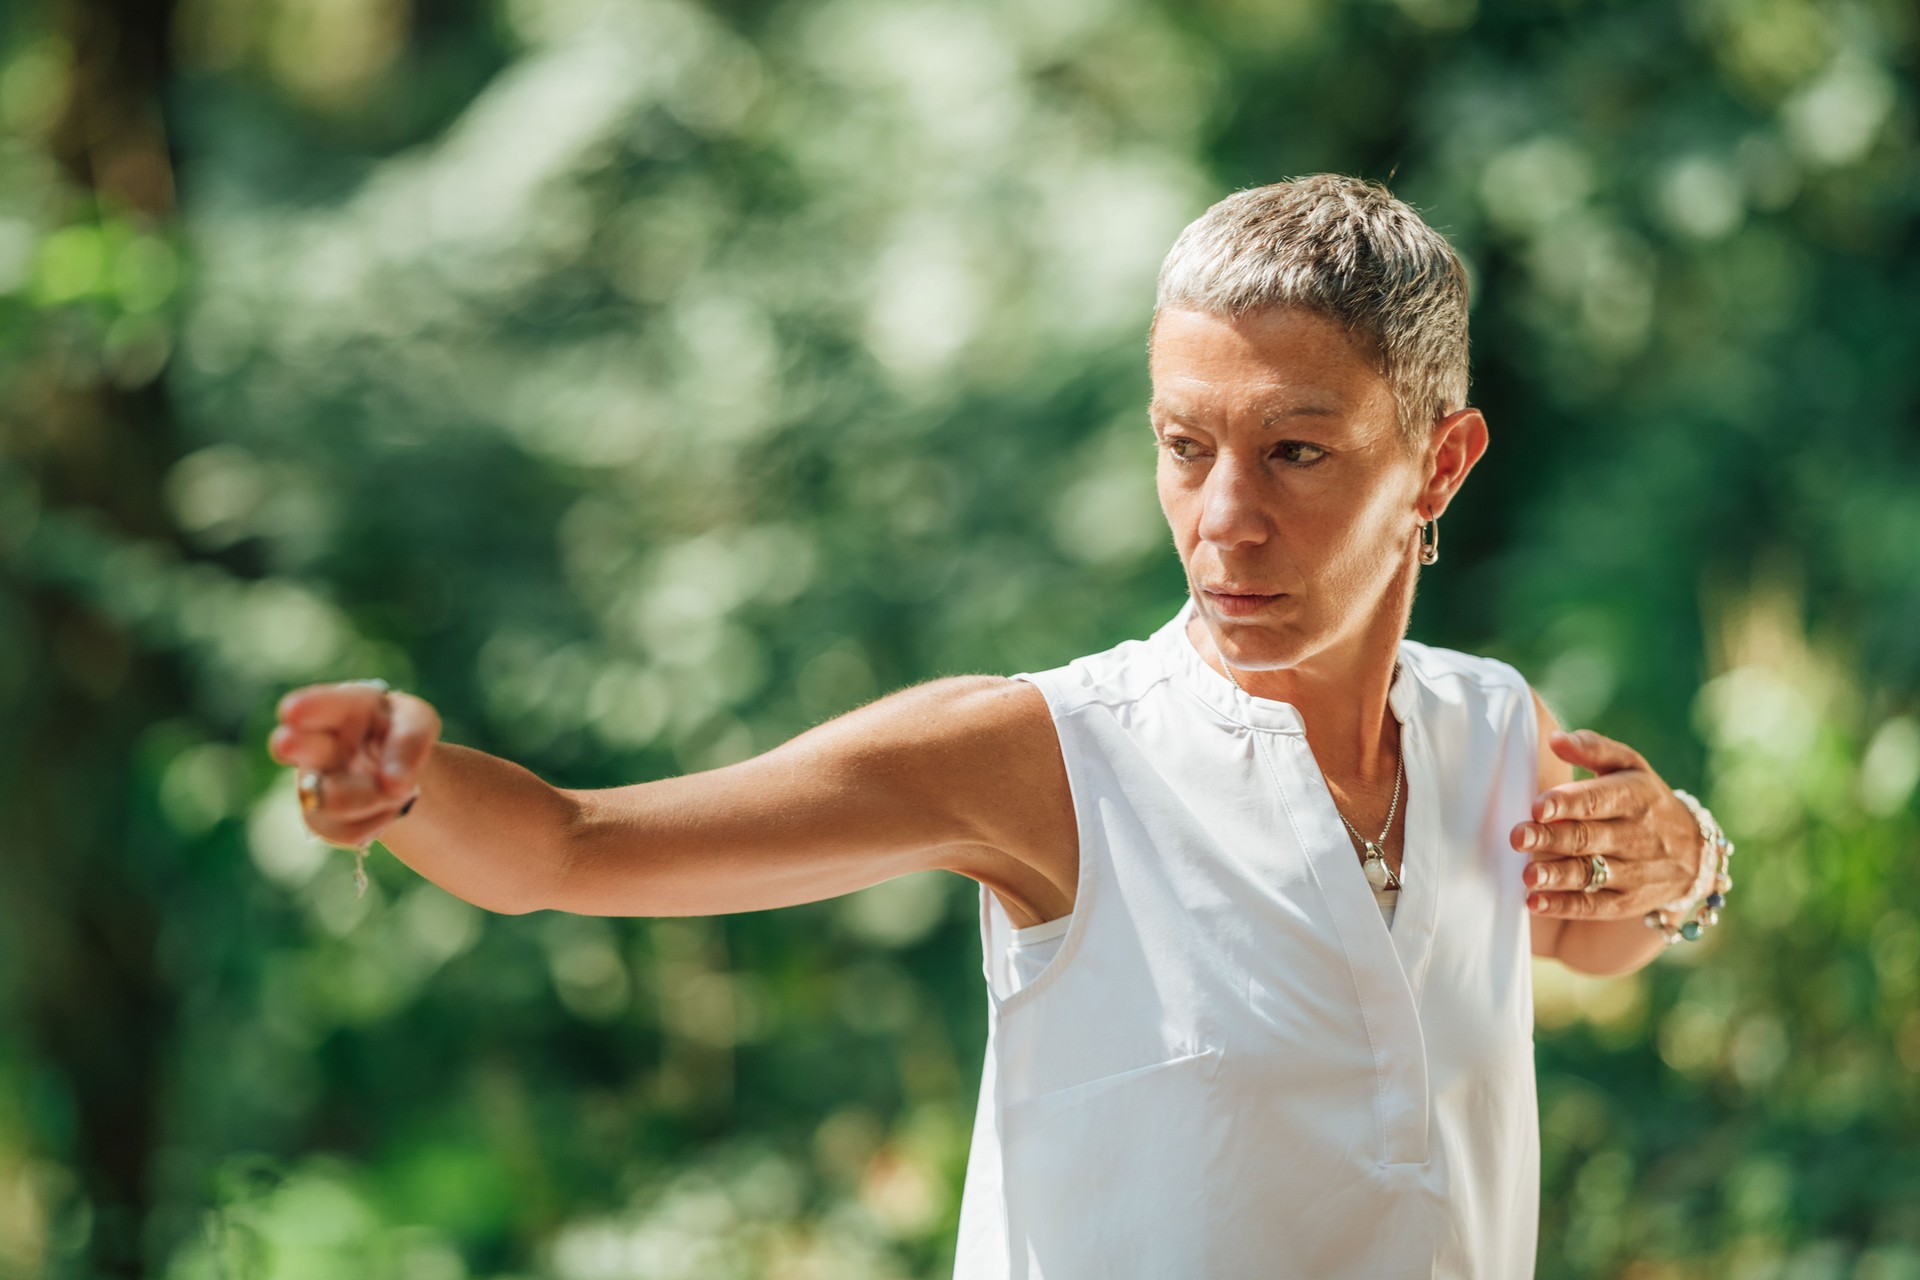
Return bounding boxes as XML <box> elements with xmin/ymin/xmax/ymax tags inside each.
<box><xmin>1524</xmin><ymin>866</ymin><xmax>1540</xmax><ymax>887</ymax></box>
<box><xmin>1528</xmin><ymin>894</ymin><xmax>1545</xmax><ymax>912</ymax></box>
<box><xmin>1541</xmin><ymin>802</ymin><xmax>1558</xmax><ymax>821</ymax></box>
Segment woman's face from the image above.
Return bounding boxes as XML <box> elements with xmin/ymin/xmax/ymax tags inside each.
<box><xmin>1149</xmin><ymin>304</ymin><xmax>1475</xmax><ymax>668</ymax></box>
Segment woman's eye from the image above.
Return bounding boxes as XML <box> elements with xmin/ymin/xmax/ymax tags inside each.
<box><xmin>1160</xmin><ymin>438</ymin><xmax>1327</xmax><ymax>467</ymax></box>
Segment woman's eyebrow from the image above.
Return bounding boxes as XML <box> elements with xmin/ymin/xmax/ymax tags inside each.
<box><xmin>1260</xmin><ymin>403</ymin><xmax>1345</xmax><ymax>423</ymax></box>
<box><xmin>1146</xmin><ymin>399</ymin><xmax>1348</xmax><ymax>426</ymax></box>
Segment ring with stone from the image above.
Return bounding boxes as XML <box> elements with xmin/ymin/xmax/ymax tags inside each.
<box><xmin>297</xmin><ymin>770</ymin><xmax>324</xmax><ymax>814</ymax></box>
<box><xmin>1581</xmin><ymin>853</ymin><xmax>1609</xmax><ymax>893</ymax></box>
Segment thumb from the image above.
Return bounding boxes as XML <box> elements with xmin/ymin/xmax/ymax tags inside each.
<box><xmin>1550</xmin><ymin>728</ymin><xmax>1646</xmax><ymax>775</ymax></box>
<box><xmin>376</xmin><ymin>693</ymin><xmax>439</xmax><ymax>793</ymax></box>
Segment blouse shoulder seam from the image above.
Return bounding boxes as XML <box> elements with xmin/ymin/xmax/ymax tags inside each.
<box><xmin>1404</xmin><ymin>641</ymin><xmax>1528</xmax><ymax>696</ymax></box>
<box><xmin>1039</xmin><ymin>662</ymin><xmax>1179</xmax><ymax>720</ymax></box>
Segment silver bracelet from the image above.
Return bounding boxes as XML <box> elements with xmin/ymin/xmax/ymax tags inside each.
<box><xmin>1643</xmin><ymin>788</ymin><xmax>1733</xmax><ymax>944</ymax></box>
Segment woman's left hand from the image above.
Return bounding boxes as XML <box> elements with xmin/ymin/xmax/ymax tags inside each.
<box><xmin>1510</xmin><ymin>729</ymin><xmax>1703</xmax><ymax>920</ymax></box>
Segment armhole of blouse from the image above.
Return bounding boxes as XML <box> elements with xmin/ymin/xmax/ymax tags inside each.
<box><xmin>1009</xmin><ymin>913</ymin><xmax>1073</xmax><ymax>947</ymax></box>
<box><xmin>990</xmin><ymin>668</ymin><xmax>1088</xmax><ymax>1002</ymax></box>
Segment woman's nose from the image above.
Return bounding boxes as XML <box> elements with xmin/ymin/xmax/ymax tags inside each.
<box><xmin>1194</xmin><ymin>453</ymin><xmax>1273</xmax><ymax>549</ymax></box>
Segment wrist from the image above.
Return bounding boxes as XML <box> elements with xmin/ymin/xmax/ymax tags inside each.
<box><xmin>1644</xmin><ymin>788</ymin><xmax>1733</xmax><ymax>945</ymax></box>
<box><xmin>1666</xmin><ymin>794</ymin><xmax>1719</xmax><ymax>910</ymax></box>
<box><xmin>368</xmin><ymin>788</ymin><xmax>422</xmax><ymax>842</ymax></box>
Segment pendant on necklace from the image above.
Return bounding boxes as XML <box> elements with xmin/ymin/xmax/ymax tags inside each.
<box><xmin>1361</xmin><ymin>843</ymin><xmax>1398</xmax><ymax>890</ymax></box>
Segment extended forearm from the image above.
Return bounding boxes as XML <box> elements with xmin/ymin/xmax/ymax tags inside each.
<box><xmin>374</xmin><ymin>741</ymin><xmax>575</xmax><ymax>914</ymax></box>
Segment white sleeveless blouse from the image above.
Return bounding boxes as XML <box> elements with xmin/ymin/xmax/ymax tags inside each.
<box><xmin>953</xmin><ymin>595</ymin><xmax>1541</xmax><ymax>1279</ymax></box>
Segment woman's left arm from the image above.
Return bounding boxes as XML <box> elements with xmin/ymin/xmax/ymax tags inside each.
<box><xmin>1516</xmin><ymin>685</ymin><xmax>1709</xmax><ymax>978</ymax></box>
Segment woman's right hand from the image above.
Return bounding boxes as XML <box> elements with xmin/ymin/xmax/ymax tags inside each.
<box><xmin>268</xmin><ymin>679</ymin><xmax>441</xmax><ymax>848</ymax></box>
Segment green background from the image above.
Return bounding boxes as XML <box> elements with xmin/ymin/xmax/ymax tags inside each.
<box><xmin>1</xmin><ymin>0</ymin><xmax>1916</xmax><ymax>1274</ymax></box>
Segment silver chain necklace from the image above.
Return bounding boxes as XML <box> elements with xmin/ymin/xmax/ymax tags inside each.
<box><xmin>1210</xmin><ymin>627</ymin><xmax>1405</xmax><ymax>891</ymax></box>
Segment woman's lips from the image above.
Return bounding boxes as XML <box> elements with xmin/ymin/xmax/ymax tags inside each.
<box><xmin>1206</xmin><ymin>590</ymin><xmax>1286</xmax><ymax>616</ymax></box>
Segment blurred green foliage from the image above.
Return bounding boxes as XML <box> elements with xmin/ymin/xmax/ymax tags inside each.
<box><xmin>0</xmin><ymin>0</ymin><xmax>1915</xmax><ymax>1275</ymax></box>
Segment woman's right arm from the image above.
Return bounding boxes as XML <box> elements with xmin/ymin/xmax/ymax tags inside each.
<box><xmin>274</xmin><ymin>674</ymin><xmax>1072</xmax><ymax>922</ymax></box>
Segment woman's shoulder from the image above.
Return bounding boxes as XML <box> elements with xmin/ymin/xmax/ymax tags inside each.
<box><xmin>1012</xmin><ymin>631</ymin><xmax>1179</xmax><ymax>718</ymax></box>
<box><xmin>1401</xmin><ymin>637</ymin><xmax>1531</xmax><ymax>701</ymax></box>
<box><xmin>1401</xmin><ymin>640</ymin><xmax>1539</xmax><ymax>765</ymax></box>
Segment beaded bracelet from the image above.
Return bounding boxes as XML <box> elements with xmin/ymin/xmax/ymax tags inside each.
<box><xmin>1643</xmin><ymin>788</ymin><xmax>1733</xmax><ymax>944</ymax></box>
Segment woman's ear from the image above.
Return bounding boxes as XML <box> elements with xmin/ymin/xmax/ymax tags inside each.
<box><xmin>1420</xmin><ymin>407</ymin><xmax>1488</xmax><ymax>522</ymax></box>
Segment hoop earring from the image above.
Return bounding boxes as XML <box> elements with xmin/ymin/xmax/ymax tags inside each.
<box><xmin>1418</xmin><ymin>517</ymin><xmax>1439</xmax><ymax>566</ymax></box>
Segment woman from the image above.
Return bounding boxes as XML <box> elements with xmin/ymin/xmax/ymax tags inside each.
<box><xmin>269</xmin><ymin>175</ymin><xmax>1731</xmax><ymax>1278</ymax></box>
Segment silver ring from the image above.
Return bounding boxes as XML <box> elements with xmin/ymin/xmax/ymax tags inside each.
<box><xmin>1582</xmin><ymin>853</ymin><xmax>1610</xmax><ymax>893</ymax></box>
<box><xmin>345</xmin><ymin>678</ymin><xmax>390</xmax><ymax>693</ymax></box>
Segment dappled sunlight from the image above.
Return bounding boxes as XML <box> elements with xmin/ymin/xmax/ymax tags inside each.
<box><xmin>2</xmin><ymin>0</ymin><xmax>1914</xmax><ymax>1274</ymax></box>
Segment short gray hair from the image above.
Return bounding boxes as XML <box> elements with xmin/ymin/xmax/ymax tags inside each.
<box><xmin>1153</xmin><ymin>174</ymin><xmax>1470</xmax><ymax>452</ymax></box>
